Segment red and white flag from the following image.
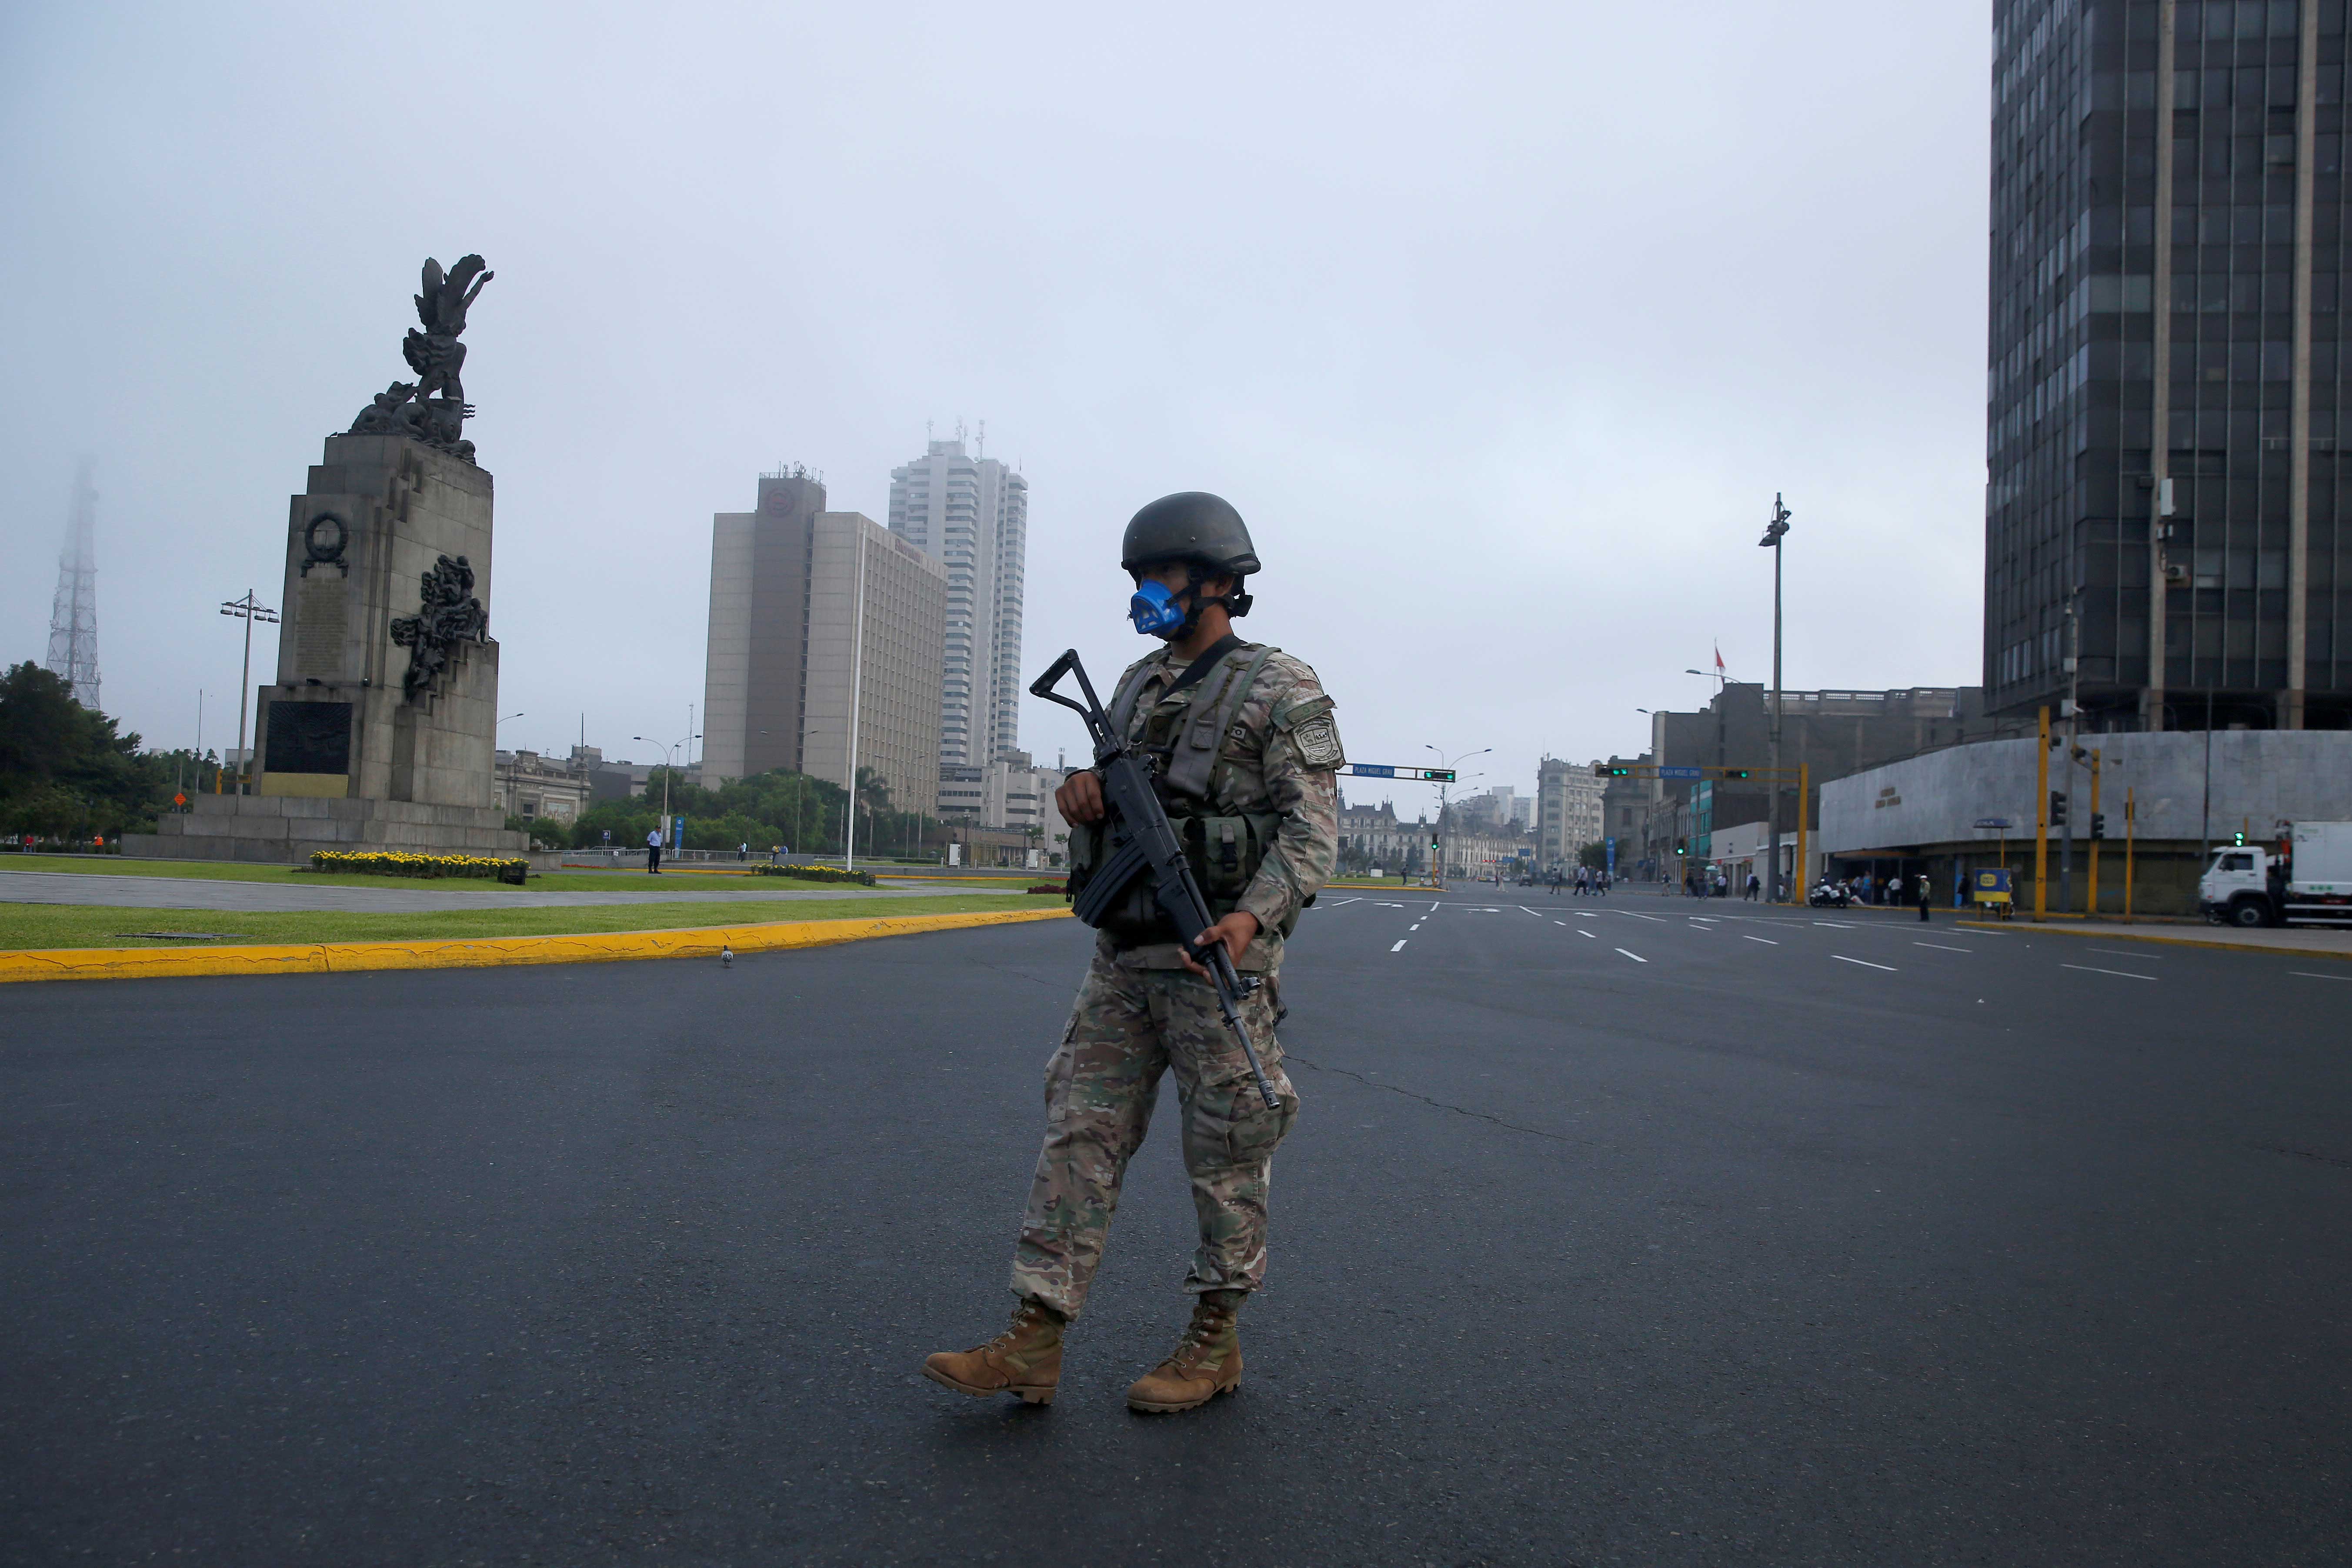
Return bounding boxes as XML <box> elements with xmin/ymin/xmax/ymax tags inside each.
<box><xmin>1714</xmin><ymin>644</ymin><xmax>1726</xmax><ymax>676</ymax></box>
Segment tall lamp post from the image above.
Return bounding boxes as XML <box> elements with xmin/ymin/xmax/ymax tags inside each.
<box><xmin>219</xmin><ymin>591</ymin><xmax>280</xmax><ymax>796</ymax></box>
<box><xmin>634</xmin><ymin>734</ymin><xmax>690</xmax><ymax>854</ymax></box>
<box><xmin>1424</xmin><ymin>744</ymin><xmax>1490</xmax><ymax>888</ymax></box>
<box><xmin>1759</xmin><ymin>494</ymin><xmax>1792</xmax><ymax>898</ymax></box>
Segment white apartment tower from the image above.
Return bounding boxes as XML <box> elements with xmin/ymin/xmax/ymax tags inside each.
<box><xmin>887</xmin><ymin>434</ymin><xmax>1028</xmax><ymax>766</ymax></box>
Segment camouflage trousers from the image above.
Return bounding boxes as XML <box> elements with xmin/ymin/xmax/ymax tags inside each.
<box><xmin>1008</xmin><ymin>949</ymin><xmax>1301</xmax><ymax>1320</ymax></box>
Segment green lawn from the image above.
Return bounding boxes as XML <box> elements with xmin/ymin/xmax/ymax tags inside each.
<box><xmin>0</xmin><ymin>855</ymin><xmax>857</xmax><ymax>896</ymax></box>
<box><xmin>0</xmin><ymin>893</ymin><xmax>1070</xmax><ymax>952</ymax></box>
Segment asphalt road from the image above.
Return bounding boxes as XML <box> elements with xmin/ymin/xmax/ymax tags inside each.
<box><xmin>4</xmin><ymin>894</ymin><xmax>2347</xmax><ymax>1565</ymax></box>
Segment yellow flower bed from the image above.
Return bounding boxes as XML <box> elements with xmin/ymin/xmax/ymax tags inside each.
<box><xmin>311</xmin><ymin>850</ymin><xmax>529</xmax><ymax>885</ymax></box>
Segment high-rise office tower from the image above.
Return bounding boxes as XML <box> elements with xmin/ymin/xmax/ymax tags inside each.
<box><xmin>888</xmin><ymin>433</ymin><xmax>1029</xmax><ymax>764</ymax></box>
<box><xmin>1987</xmin><ymin>0</ymin><xmax>2350</xmax><ymax>731</ymax></box>
<box><xmin>701</xmin><ymin>467</ymin><xmax>947</xmax><ymax>817</ymax></box>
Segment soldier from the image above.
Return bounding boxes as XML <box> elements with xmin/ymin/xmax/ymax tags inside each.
<box><xmin>923</xmin><ymin>492</ymin><xmax>1341</xmax><ymax>1415</ymax></box>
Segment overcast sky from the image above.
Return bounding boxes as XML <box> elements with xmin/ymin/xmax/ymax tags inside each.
<box><xmin>0</xmin><ymin>2</ymin><xmax>1991</xmax><ymax>813</ymax></box>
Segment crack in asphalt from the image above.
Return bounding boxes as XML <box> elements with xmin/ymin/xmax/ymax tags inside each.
<box><xmin>1283</xmin><ymin>1052</ymin><xmax>1585</xmax><ymax>1146</ymax></box>
<box><xmin>2251</xmin><ymin>1141</ymin><xmax>2352</xmax><ymax>1170</ymax></box>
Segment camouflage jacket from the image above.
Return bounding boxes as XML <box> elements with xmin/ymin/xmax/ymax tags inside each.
<box><xmin>1091</xmin><ymin>641</ymin><xmax>1342</xmax><ymax>971</ymax></box>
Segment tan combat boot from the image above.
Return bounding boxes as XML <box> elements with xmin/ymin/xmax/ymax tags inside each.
<box><xmin>1125</xmin><ymin>1290</ymin><xmax>1244</xmax><ymax>1414</ymax></box>
<box><xmin>922</xmin><ymin>1298</ymin><xmax>1064</xmax><ymax>1405</ymax></box>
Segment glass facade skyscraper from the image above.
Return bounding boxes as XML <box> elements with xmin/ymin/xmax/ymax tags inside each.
<box><xmin>1988</xmin><ymin>0</ymin><xmax>2351</xmax><ymax>730</ymax></box>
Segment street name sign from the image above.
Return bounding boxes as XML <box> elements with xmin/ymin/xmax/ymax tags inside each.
<box><xmin>1341</xmin><ymin>764</ymin><xmax>1457</xmax><ymax>781</ymax></box>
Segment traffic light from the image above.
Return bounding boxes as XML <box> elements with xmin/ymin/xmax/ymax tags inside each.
<box><xmin>1675</xmin><ymin>838</ymin><xmax>1688</xmax><ymax>855</ymax></box>
<box><xmin>1720</xmin><ymin>768</ymin><xmax>1751</xmax><ymax>780</ymax></box>
<box><xmin>1596</xmin><ymin>764</ymin><xmax>1633</xmax><ymax>777</ymax></box>
<box><xmin>1426</xmin><ymin>769</ymin><xmax>1456</xmax><ymax>783</ymax></box>
<box><xmin>2233</xmin><ymin>830</ymin><xmax>2246</xmax><ymax>847</ymax></box>
<box><xmin>2090</xmin><ymin>812</ymin><xmax>2107</xmax><ymax>840</ymax></box>
<box><xmin>2049</xmin><ymin>791</ymin><xmax>2068</xmax><ymax>827</ymax></box>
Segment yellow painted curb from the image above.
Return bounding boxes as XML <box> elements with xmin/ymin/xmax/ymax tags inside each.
<box><xmin>0</xmin><ymin>907</ymin><xmax>1074</xmax><ymax>985</ymax></box>
<box><xmin>1954</xmin><ymin>918</ymin><xmax>2352</xmax><ymax>961</ymax></box>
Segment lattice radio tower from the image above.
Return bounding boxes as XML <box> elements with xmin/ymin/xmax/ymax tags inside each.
<box><xmin>45</xmin><ymin>459</ymin><xmax>101</xmax><ymax>710</ymax></box>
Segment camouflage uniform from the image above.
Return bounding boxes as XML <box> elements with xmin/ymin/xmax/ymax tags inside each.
<box><xmin>1009</xmin><ymin>644</ymin><xmax>1342</xmax><ymax>1319</ymax></box>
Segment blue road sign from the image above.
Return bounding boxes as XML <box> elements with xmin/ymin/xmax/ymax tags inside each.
<box><xmin>1973</xmin><ymin>817</ymin><xmax>2014</xmax><ymax>829</ymax></box>
<box><xmin>1339</xmin><ymin>764</ymin><xmax>1456</xmax><ymax>782</ymax></box>
<box><xmin>1658</xmin><ymin>766</ymin><xmax>1702</xmax><ymax>779</ymax></box>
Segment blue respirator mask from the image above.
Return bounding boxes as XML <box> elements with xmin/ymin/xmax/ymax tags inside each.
<box><xmin>1128</xmin><ymin>578</ymin><xmax>1190</xmax><ymax>637</ymax></box>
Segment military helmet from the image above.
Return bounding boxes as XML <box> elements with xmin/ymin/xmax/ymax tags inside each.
<box><xmin>1120</xmin><ymin>492</ymin><xmax>1260</xmax><ymax>578</ymax></box>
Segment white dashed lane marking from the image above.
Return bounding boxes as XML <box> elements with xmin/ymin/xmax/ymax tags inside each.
<box><xmin>2087</xmin><ymin>948</ymin><xmax>2162</xmax><ymax>960</ymax></box>
<box><xmin>1390</xmin><ymin>940</ymin><xmax>1408</xmax><ymax>953</ymax></box>
<box><xmin>1615</xmin><ymin>948</ymin><xmax>1648</xmax><ymax>963</ymax></box>
<box><xmin>1914</xmin><ymin>942</ymin><xmax>1973</xmax><ymax>953</ymax></box>
<box><xmin>1832</xmin><ymin>954</ymin><xmax>1897</xmax><ymax>971</ymax></box>
<box><xmin>2062</xmin><ymin>963</ymin><xmax>2157</xmax><ymax>981</ymax></box>
<box><xmin>1578</xmin><ymin>930</ymin><xmax>1597</xmax><ymax>939</ymax></box>
<box><xmin>1620</xmin><ymin>912</ymin><xmax>1667</xmax><ymax>923</ymax></box>
<box><xmin>1742</xmin><ymin>935</ymin><xmax>1779</xmax><ymax>944</ymax></box>
<box><xmin>1519</xmin><ymin>907</ymin><xmax>1542</xmax><ymax>916</ymax></box>
<box><xmin>2289</xmin><ymin>971</ymin><xmax>2352</xmax><ymax>981</ymax></box>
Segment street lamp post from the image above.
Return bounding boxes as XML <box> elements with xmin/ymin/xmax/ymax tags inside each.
<box><xmin>634</xmin><ymin>734</ymin><xmax>690</xmax><ymax>857</ymax></box>
<box><xmin>219</xmin><ymin>591</ymin><xmax>280</xmax><ymax>795</ymax></box>
<box><xmin>1424</xmin><ymin>744</ymin><xmax>1490</xmax><ymax>889</ymax></box>
<box><xmin>1759</xmin><ymin>495</ymin><xmax>1792</xmax><ymax>899</ymax></box>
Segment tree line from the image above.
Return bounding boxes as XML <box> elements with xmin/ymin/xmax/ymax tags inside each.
<box><xmin>0</xmin><ymin>663</ymin><xmax>200</xmax><ymax>841</ymax></box>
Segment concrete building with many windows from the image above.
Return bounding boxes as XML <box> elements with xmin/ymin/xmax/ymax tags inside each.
<box><xmin>1535</xmin><ymin>757</ymin><xmax>1607</xmax><ymax>867</ymax></box>
<box><xmin>1638</xmin><ymin>684</ymin><xmax>2019</xmax><ymax>887</ymax></box>
<box><xmin>1985</xmin><ymin>0</ymin><xmax>2352</xmax><ymax>732</ymax></box>
<box><xmin>888</xmin><ymin>434</ymin><xmax>1029</xmax><ymax>768</ymax></box>
<box><xmin>701</xmin><ymin>468</ymin><xmax>947</xmax><ymax>823</ymax></box>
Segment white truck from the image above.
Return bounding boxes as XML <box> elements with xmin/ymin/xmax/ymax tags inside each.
<box><xmin>2197</xmin><ymin>821</ymin><xmax>2352</xmax><ymax>927</ymax></box>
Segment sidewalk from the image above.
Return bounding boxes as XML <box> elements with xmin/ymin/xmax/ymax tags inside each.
<box><xmin>1955</xmin><ymin>915</ymin><xmax>2352</xmax><ymax>960</ymax></box>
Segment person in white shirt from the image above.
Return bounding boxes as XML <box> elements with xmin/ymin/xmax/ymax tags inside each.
<box><xmin>645</xmin><ymin>826</ymin><xmax>663</xmax><ymax>874</ymax></box>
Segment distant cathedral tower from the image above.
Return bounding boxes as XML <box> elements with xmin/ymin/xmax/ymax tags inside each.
<box><xmin>45</xmin><ymin>460</ymin><xmax>100</xmax><ymax>710</ymax></box>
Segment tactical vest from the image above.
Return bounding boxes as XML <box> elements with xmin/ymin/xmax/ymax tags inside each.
<box><xmin>1066</xmin><ymin>642</ymin><xmax>1288</xmax><ymax>945</ymax></box>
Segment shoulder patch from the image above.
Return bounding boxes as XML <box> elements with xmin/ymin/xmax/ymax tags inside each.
<box><xmin>1271</xmin><ymin>692</ymin><xmax>1335</xmax><ymax>731</ymax></box>
<box><xmin>1290</xmin><ymin>711</ymin><xmax>1344</xmax><ymax>770</ymax></box>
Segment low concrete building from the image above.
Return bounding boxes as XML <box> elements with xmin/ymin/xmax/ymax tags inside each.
<box><xmin>1819</xmin><ymin>731</ymin><xmax>2352</xmax><ymax>915</ymax></box>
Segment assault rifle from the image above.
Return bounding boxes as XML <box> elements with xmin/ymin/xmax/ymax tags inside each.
<box><xmin>1030</xmin><ymin>647</ymin><xmax>1281</xmax><ymax>1111</ymax></box>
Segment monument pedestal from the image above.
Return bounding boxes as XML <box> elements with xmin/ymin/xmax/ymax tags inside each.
<box><xmin>129</xmin><ymin>793</ymin><xmax>527</xmax><ymax>863</ymax></box>
<box><xmin>126</xmin><ymin>431</ymin><xmax>530</xmax><ymax>866</ymax></box>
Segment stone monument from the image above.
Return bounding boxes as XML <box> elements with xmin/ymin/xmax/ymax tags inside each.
<box><xmin>130</xmin><ymin>257</ymin><xmax>533</xmax><ymax>864</ymax></box>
